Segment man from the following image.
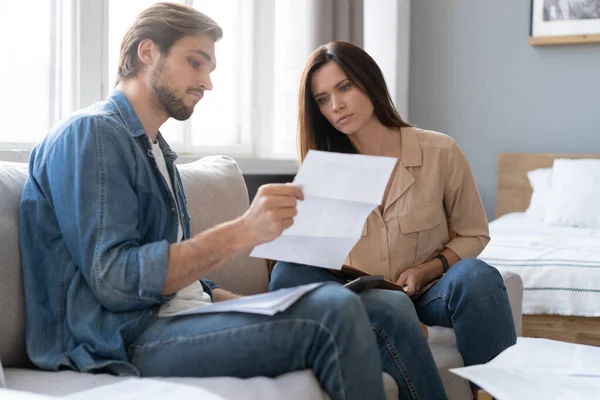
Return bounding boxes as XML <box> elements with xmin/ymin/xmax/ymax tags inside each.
<box><xmin>19</xmin><ymin>3</ymin><xmax>386</xmax><ymax>400</ymax></box>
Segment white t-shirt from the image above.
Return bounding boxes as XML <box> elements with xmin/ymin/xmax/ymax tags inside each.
<box><xmin>150</xmin><ymin>140</ymin><xmax>212</xmax><ymax>317</ymax></box>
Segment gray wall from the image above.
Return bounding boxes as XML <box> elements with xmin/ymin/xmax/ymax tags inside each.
<box><xmin>409</xmin><ymin>0</ymin><xmax>600</xmax><ymax>220</ymax></box>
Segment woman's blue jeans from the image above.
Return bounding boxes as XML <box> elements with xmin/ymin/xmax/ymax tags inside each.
<box><xmin>270</xmin><ymin>262</ymin><xmax>448</xmax><ymax>400</ymax></box>
<box><xmin>270</xmin><ymin>258</ymin><xmax>517</xmax><ymax>399</ymax></box>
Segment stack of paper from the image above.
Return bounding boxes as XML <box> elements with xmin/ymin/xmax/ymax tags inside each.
<box><xmin>250</xmin><ymin>150</ymin><xmax>397</xmax><ymax>269</ymax></box>
<box><xmin>161</xmin><ymin>282</ymin><xmax>325</xmax><ymax>317</ymax></box>
<box><xmin>450</xmin><ymin>337</ymin><xmax>600</xmax><ymax>400</ymax></box>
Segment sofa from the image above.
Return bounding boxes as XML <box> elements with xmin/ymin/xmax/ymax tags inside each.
<box><xmin>0</xmin><ymin>156</ymin><xmax>523</xmax><ymax>399</ymax></box>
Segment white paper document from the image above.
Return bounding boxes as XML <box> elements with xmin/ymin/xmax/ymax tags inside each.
<box><xmin>571</xmin><ymin>343</ymin><xmax>600</xmax><ymax>377</ymax></box>
<box><xmin>64</xmin><ymin>378</ymin><xmax>227</xmax><ymax>400</ymax></box>
<box><xmin>250</xmin><ymin>150</ymin><xmax>397</xmax><ymax>269</ymax></box>
<box><xmin>161</xmin><ymin>282</ymin><xmax>325</xmax><ymax>317</ymax></box>
<box><xmin>450</xmin><ymin>337</ymin><xmax>600</xmax><ymax>400</ymax></box>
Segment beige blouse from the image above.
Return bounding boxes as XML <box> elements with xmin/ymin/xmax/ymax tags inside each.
<box><xmin>344</xmin><ymin>127</ymin><xmax>490</xmax><ymax>282</ymax></box>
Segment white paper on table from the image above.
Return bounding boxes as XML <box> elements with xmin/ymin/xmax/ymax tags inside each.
<box><xmin>250</xmin><ymin>150</ymin><xmax>397</xmax><ymax>269</ymax></box>
<box><xmin>64</xmin><ymin>378</ymin><xmax>228</xmax><ymax>400</ymax></box>
<box><xmin>450</xmin><ymin>337</ymin><xmax>600</xmax><ymax>400</ymax></box>
<box><xmin>571</xmin><ymin>343</ymin><xmax>600</xmax><ymax>377</ymax></box>
<box><xmin>487</xmin><ymin>337</ymin><xmax>576</xmax><ymax>374</ymax></box>
<box><xmin>160</xmin><ymin>282</ymin><xmax>325</xmax><ymax>317</ymax></box>
<box><xmin>450</xmin><ymin>365</ymin><xmax>594</xmax><ymax>400</ymax></box>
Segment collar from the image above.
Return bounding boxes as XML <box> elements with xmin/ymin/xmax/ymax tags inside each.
<box><xmin>107</xmin><ymin>90</ymin><xmax>146</xmax><ymax>138</ymax></box>
<box><xmin>380</xmin><ymin>127</ymin><xmax>422</xmax><ymax>213</ymax></box>
<box><xmin>400</xmin><ymin>127</ymin><xmax>423</xmax><ymax>167</ymax></box>
<box><xmin>107</xmin><ymin>90</ymin><xmax>178</xmax><ymax>162</ymax></box>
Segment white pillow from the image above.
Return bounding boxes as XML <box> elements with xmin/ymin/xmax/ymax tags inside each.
<box><xmin>525</xmin><ymin>167</ymin><xmax>552</xmax><ymax>221</ymax></box>
<box><xmin>545</xmin><ymin>158</ymin><xmax>600</xmax><ymax>228</ymax></box>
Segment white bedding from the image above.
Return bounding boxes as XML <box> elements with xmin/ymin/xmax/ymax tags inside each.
<box><xmin>479</xmin><ymin>212</ymin><xmax>600</xmax><ymax>316</ymax></box>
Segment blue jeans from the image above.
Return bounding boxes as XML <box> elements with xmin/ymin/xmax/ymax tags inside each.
<box><xmin>128</xmin><ymin>285</ymin><xmax>387</xmax><ymax>400</ymax></box>
<box><xmin>270</xmin><ymin>262</ymin><xmax>448</xmax><ymax>400</ymax></box>
<box><xmin>413</xmin><ymin>259</ymin><xmax>517</xmax><ymax>367</ymax></box>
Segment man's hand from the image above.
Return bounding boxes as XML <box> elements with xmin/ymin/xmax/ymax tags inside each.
<box><xmin>238</xmin><ymin>183</ymin><xmax>304</xmax><ymax>248</ymax></box>
<box><xmin>212</xmin><ymin>288</ymin><xmax>242</xmax><ymax>302</ymax></box>
<box><xmin>396</xmin><ymin>266</ymin><xmax>430</xmax><ymax>298</ymax></box>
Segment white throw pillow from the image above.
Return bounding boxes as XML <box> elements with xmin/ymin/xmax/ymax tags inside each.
<box><xmin>545</xmin><ymin>159</ymin><xmax>600</xmax><ymax>228</ymax></box>
<box><xmin>525</xmin><ymin>167</ymin><xmax>552</xmax><ymax>221</ymax></box>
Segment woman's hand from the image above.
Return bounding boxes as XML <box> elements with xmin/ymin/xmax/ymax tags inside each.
<box><xmin>396</xmin><ymin>265</ymin><xmax>430</xmax><ymax>298</ymax></box>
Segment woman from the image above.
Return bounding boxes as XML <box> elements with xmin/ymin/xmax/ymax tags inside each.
<box><xmin>269</xmin><ymin>41</ymin><xmax>516</xmax><ymax>399</ymax></box>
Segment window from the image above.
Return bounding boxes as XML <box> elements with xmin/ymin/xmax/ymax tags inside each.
<box><xmin>190</xmin><ymin>0</ymin><xmax>253</xmax><ymax>151</ymax></box>
<box><xmin>0</xmin><ymin>2</ymin><xmax>54</xmax><ymax>146</ymax></box>
<box><xmin>1</xmin><ymin>0</ymin><xmax>306</xmax><ymax>161</ymax></box>
<box><xmin>270</xmin><ymin>0</ymin><xmax>314</xmax><ymax>158</ymax></box>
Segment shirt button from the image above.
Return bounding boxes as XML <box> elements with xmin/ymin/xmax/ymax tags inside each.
<box><xmin>380</xmin><ymin>254</ymin><xmax>388</xmax><ymax>261</ymax></box>
<box><xmin>171</xmin><ymin>208</ymin><xmax>176</xmax><ymax>212</ymax></box>
<box><xmin>148</xmin><ymin>310</ymin><xmax>153</xmax><ymax>316</ymax></box>
<box><xmin>380</xmin><ymin>221</ymin><xmax>385</xmax><ymax>229</ymax></box>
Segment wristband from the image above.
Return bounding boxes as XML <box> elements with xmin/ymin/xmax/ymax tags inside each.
<box><xmin>436</xmin><ymin>253</ymin><xmax>450</xmax><ymax>274</ymax></box>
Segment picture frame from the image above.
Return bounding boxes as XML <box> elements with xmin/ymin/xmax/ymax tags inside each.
<box><xmin>530</xmin><ymin>0</ymin><xmax>600</xmax><ymax>45</ymax></box>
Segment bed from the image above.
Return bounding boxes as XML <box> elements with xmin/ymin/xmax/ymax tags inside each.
<box><xmin>478</xmin><ymin>153</ymin><xmax>600</xmax><ymax>345</ymax></box>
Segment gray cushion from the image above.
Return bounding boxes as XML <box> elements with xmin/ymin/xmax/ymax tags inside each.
<box><xmin>178</xmin><ymin>156</ymin><xmax>269</xmax><ymax>295</ymax></box>
<box><xmin>5</xmin><ymin>368</ymin><xmax>329</xmax><ymax>400</ymax></box>
<box><xmin>5</xmin><ymin>368</ymin><xmax>400</xmax><ymax>400</ymax></box>
<box><xmin>0</xmin><ymin>162</ymin><xmax>29</xmax><ymax>368</ymax></box>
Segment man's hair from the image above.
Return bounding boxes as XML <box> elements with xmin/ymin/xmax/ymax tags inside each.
<box><xmin>115</xmin><ymin>2</ymin><xmax>223</xmax><ymax>86</ymax></box>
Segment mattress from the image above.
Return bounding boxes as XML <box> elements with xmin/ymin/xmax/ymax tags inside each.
<box><xmin>479</xmin><ymin>212</ymin><xmax>600</xmax><ymax>316</ymax></box>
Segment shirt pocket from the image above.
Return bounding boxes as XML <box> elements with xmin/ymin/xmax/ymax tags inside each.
<box><xmin>398</xmin><ymin>204</ymin><xmax>445</xmax><ymax>265</ymax></box>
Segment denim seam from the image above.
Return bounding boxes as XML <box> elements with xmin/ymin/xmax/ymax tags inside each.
<box><xmin>131</xmin><ymin>318</ymin><xmax>347</xmax><ymax>400</ymax></box>
<box><xmin>57</xmin><ymin>250</ymin><xmax>69</xmax><ymax>365</ymax></box>
<box><xmin>108</xmin><ymin>98</ymin><xmax>128</xmax><ymax>125</ymax></box>
<box><xmin>415</xmin><ymin>294</ymin><xmax>443</xmax><ymax>309</ymax></box>
<box><xmin>372</xmin><ymin>324</ymin><xmax>419</xmax><ymax>400</ymax></box>
<box><xmin>415</xmin><ymin>292</ymin><xmax>456</xmax><ymax>328</ymax></box>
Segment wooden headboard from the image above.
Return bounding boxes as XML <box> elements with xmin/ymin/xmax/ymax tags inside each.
<box><xmin>495</xmin><ymin>153</ymin><xmax>600</xmax><ymax>218</ymax></box>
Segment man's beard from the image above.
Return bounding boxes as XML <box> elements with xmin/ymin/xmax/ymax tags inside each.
<box><xmin>150</xmin><ymin>59</ymin><xmax>194</xmax><ymax>121</ymax></box>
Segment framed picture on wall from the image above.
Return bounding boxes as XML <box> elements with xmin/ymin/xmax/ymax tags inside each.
<box><xmin>530</xmin><ymin>0</ymin><xmax>600</xmax><ymax>45</ymax></box>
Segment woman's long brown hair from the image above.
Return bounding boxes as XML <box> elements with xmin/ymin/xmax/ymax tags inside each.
<box><xmin>297</xmin><ymin>41</ymin><xmax>411</xmax><ymax>161</ymax></box>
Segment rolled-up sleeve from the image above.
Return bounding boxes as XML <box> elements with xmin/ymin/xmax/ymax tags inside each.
<box><xmin>44</xmin><ymin>116</ymin><xmax>173</xmax><ymax>312</ymax></box>
<box><xmin>443</xmin><ymin>140</ymin><xmax>490</xmax><ymax>260</ymax></box>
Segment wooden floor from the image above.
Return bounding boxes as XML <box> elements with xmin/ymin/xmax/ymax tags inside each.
<box><xmin>523</xmin><ymin>315</ymin><xmax>600</xmax><ymax>346</ymax></box>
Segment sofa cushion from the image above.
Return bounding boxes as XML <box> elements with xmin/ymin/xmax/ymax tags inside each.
<box><xmin>428</xmin><ymin>326</ymin><xmax>473</xmax><ymax>399</ymax></box>
<box><xmin>0</xmin><ymin>162</ymin><xmax>30</xmax><ymax>368</ymax></box>
<box><xmin>5</xmin><ymin>368</ymin><xmax>328</xmax><ymax>400</ymax></box>
<box><xmin>499</xmin><ymin>270</ymin><xmax>523</xmax><ymax>336</ymax></box>
<box><xmin>5</xmin><ymin>368</ymin><xmax>399</xmax><ymax>400</ymax></box>
<box><xmin>178</xmin><ymin>156</ymin><xmax>269</xmax><ymax>295</ymax></box>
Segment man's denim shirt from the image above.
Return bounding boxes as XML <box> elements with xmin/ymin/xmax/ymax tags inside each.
<box><xmin>19</xmin><ymin>91</ymin><xmax>215</xmax><ymax>375</ymax></box>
